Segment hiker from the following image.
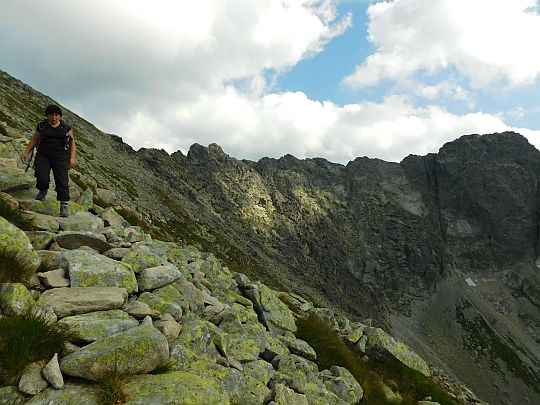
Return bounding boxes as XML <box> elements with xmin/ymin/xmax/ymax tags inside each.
<box><xmin>20</xmin><ymin>104</ymin><xmax>77</xmax><ymax>217</ymax></box>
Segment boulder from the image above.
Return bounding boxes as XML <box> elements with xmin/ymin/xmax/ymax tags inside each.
<box><xmin>58</xmin><ymin>310</ymin><xmax>139</xmax><ymax>342</ymax></box>
<box><xmin>103</xmin><ymin>247</ymin><xmax>131</xmax><ymax>260</ymax></box>
<box><xmin>18</xmin><ymin>361</ymin><xmax>48</xmax><ymax>395</ymax></box>
<box><xmin>212</xmin><ymin>330</ymin><xmax>265</xmax><ymax>363</ymax></box>
<box><xmin>138</xmin><ymin>292</ymin><xmax>183</xmax><ymax>321</ymax></box>
<box><xmin>0</xmin><ymin>216</ymin><xmax>40</xmax><ymax>270</ymax></box>
<box><xmin>138</xmin><ymin>264</ymin><xmax>183</xmax><ymax>291</ymax></box>
<box><xmin>273</xmin><ymin>383</ymin><xmax>309</xmax><ymax>405</ymax></box>
<box><xmin>121</xmin><ymin>243</ymin><xmax>170</xmax><ymax>273</ymax></box>
<box><xmin>0</xmin><ymin>283</ymin><xmax>35</xmax><ymax>316</ymax></box>
<box><xmin>321</xmin><ymin>366</ymin><xmax>364</xmax><ymax>403</ymax></box>
<box><xmin>60</xmin><ymin>323</ymin><xmax>169</xmax><ymax>381</ymax></box>
<box><xmin>365</xmin><ymin>327</ymin><xmax>430</xmax><ymax>376</ymax></box>
<box><xmin>38</xmin><ymin>269</ymin><xmax>70</xmax><ymax>288</ymax></box>
<box><xmin>57</xmin><ymin>212</ymin><xmax>104</xmax><ymax>233</ymax></box>
<box><xmin>18</xmin><ymin>199</ymin><xmax>84</xmax><ymax>217</ymax></box>
<box><xmin>26</xmin><ymin>231</ymin><xmax>55</xmax><ymax>250</ymax></box>
<box><xmin>38</xmin><ymin>287</ymin><xmax>128</xmax><ymax>318</ymax></box>
<box><xmin>169</xmin><ymin>319</ymin><xmax>221</xmax><ymax>369</ymax></box>
<box><xmin>0</xmin><ymin>386</ymin><xmax>26</xmax><ymax>405</ymax></box>
<box><xmin>54</xmin><ymin>231</ymin><xmax>113</xmax><ymax>253</ymax></box>
<box><xmin>244</xmin><ymin>282</ymin><xmax>297</xmax><ymax>334</ymax></box>
<box><xmin>99</xmin><ymin>207</ymin><xmax>129</xmax><ymax>229</ymax></box>
<box><xmin>64</xmin><ymin>249</ymin><xmax>137</xmax><ymax>293</ymax></box>
<box><xmin>42</xmin><ymin>353</ymin><xmax>64</xmax><ymax>389</ymax></box>
<box><xmin>25</xmin><ymin>383</ymin><xmax>101</xmax><ymax>405</ymax></box>
<box><xmin>23</xmin><ymin>211</ymin><xmax>60</xmax><ymax>232</ymax></box>
<box><xmin>289</xmin><ymin>338</ymin><xmax>317</xmax><ymax>362</ymax></box>
<box><xmin>123</xmin><ymin>371</ymin><xmax>228</xmax><ymax>404</ymax></box>
<box><xmin>122</xmin><ymin>298</ymin><xmax>161</xmax><ymax>319</ymax></box>
<box><xmin>154</xmin><ymin>313</ymin><xmax>182</xmax><ymax>342</ymax></box>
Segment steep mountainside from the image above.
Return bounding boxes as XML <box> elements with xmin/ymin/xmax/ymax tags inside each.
<box><xmin>1</xmin><ymin>70</ymin><xmax>539</xmax><ymax>404</ymax></box>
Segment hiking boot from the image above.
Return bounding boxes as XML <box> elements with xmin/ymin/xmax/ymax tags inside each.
<box><xmin>35</xmin><ymin>190</ymin><xmax>48</xmax><ymax>200</ymax></box>
<box><xmin>59</xmin><ymin>202</ymin><xmax>69</xmax><ymax>217</ymax></box>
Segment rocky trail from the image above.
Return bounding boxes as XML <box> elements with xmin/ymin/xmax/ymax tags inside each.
<box><xmin>0</xmin><ymin>136</ymin><xmax>481</xmax><ymax>404</ymax></box>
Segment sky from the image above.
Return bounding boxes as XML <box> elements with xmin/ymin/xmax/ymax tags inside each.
<box><xmin>1</xmin><ymin>0</ymin><xmax>540</xmax><ymax>164</ymax></box>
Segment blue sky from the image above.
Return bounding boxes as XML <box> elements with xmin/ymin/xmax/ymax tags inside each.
<box><xmin>1</xmin><ymin>0</ymin><xmax>539</xmax><ymax>163</ymax></box>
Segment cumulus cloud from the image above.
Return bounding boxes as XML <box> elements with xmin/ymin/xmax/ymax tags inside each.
<box><xmin>343</xmin><ymin>0</ymin><xmax>540</xmax><ymax>89</ymax></box>
<box><xmin>1</xmin><ymin>0</ymin><xmax>538</xmax><ymax>165</ymax></box>
<box><xmin>119</xmin><ymin>89</ymin><xmax>538</xmax><ymax>163</ymax></box>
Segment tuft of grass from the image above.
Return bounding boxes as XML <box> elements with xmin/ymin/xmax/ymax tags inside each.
<box><xmin>96</xmin><ymin>362</ymin><xmax>130</xmax><ymax>405</ymax></box>
<box><xmin>0</xmin><ymin>247</ymin><xmax>35</xmax><ymax>285</ymax></box>
<box><xmin>0</xmin><ymin>311</ymin><xmax>73</xmax><ymax>385</ymax></box>
<box><xmin>295</xmin><ymin>314</ymin><xmax>459</xmax><ymax>405</ymax></box>
<box><xmin>0</xmin><ymin>197</ymin><xmax>32</xmax><ymax>230</ymax></box>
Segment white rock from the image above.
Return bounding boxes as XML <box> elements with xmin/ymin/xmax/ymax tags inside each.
<box><xmin>42</xmin><ymin>353</ymin><xmax>64</xmax><ymax>389</ymax></box>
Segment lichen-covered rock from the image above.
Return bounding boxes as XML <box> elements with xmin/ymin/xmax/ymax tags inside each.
<box><xmin>120</xmin><ymin>243</ymin><xmax>169</xmax><ymax>273</ymax></box>
<box><xmin>212</xmin><ymin>330</ymin><xmax>265</xmax><ymax>363</ymax></box>
<box><xmin>42</xmin><ymin>353</ymin><xmax>64</xmax><ymax>389</ymax></box>
<box><xmin>57</xmin><ymin>212</ymin><xmax>104</xmax><ymax>233</ymax></box>
<box><xmin>0</xmin><ymin>216</ymin><xmax>40</xmax><ymax>269</ymax></box>
<box><xmin>58</xmin><ymin>310</ymin><xmax>139</xmax><ymax>342</ymax></box>
<box><xmin>123</xmin><ymin>371</ymin><xmax>229</xmax><ymax>404</ymax></box>
<box><xmin>365</xmin><ymin>327</ymin><xmax>430</xmax><ymax>376</ymax></box>
<box><xmin>0</xmin><ymin>168</ymin><xmax>33</xmax><ymax>191</ymax></box>
<box><xmin>0</xmin><ymin>386</ymin><xmax>26</xmax><ymax>405</ymax></box>
<box><xmin>65</xmin><ymin>250</ymin><xmax>137</xmax><ymax>293</ymax></box>
<box><xmin>138</xmin><ymin>264</ymin><xmax>182</xmax><ymax>291</ymax></box>
<box><xmin>103</xmin><ymin>247</ymin><xmax>131</xmax><ymax>260</ymax></box>
<box><xmin>60</xmin><ymin>323</ymin><xmax>169</xmax><ymax>381</ymax></box>
<box><xmin>54</xmin><ymin>231</ymin><xmax>113</xmax><ymax>253</ymax></box>
<box><xmin>273</xmin><ymin>383</ymin><xmax>309</xmax><ymax>405</ymax></box>
<box><xmin>26</xmin><ymin>230</ymin><xmax>55</xmax><ymax>250</ymax></box>
<box><xmin>38</xmin><ymin>269</ymin><xmax>70</xmax><ymax>288</ymax></box>
<box><xmin>23</xmin><ymin>211</ymin><xmax>60</xmax><ymax>232</ymax></box>
<box><xmin>321</xmin><ymin>366</ymin><xmax>364</xmax><ymax>404</ymax></box>
<box><xmin>0</xmin><ymin>283</ymin><xmax>35</xmax><ymax>316</ymax></box>
<box><xmin>289</xmin><ymin>338</ymin><xmax>317</xmax><ymax>362</ymax></box>
<box><xmin>169</xmin><ymin>319</ymin><xmax>221</xmax><ymax>369</ymax></box>
<box><xmin>236</xmin><ymin>374</ymin><xmax>272</xmax><ymax>405</ymax></box>
<box><xmin>243</xmin><ymin>359</ymin><xmax>275</xmax><ymax>385</ymax></box>
<box><xmin>122</xmin><ymin>297</ymin><xmax>161</xmax><ymax>319</ymax></box>
<box><xmin>18</xmin><ymin>360</ymin><xmax>48</xmax><ymax>395</ymax></box>
<box><xmin>18</xmin><ymin>199</ymin><xmax>84</xmax><ymax>217</ymax></box>
<box><xmin>272</xmin><ymin>354</ymin><xmax>308</xmax><ymax>394</ymax></box>
<box><xmin>38</xmin><ymin>287</ymin><xmax>128</xmax><ymax>318</ymax></box>
<box><xmin>244</xmin><ymin>282</ymin><xmax>297</xmax><ymax>334</ymax></box>
<box><xmin>99</xmin><ymin>207</ymin><xmax>129</xmax><ymax>229</ymax></box>
<box><xmin>138</xmin><ymin>291</ymin><xmax>183</xmax><ymax>321</ymax></box>
<box><xmin>25</xmin><ymin>383</ymin><xmax>101</xmax><ymax>405</ymax></box>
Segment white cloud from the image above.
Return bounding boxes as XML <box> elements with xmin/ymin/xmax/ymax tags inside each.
<box><xmin>343</xmin><ymin>0</ymin><xmax>540</xmax><ymax>89</ymax></box>
<box><xmin>118</xmin><ymin>89</ymin><xmax>538</xmax><ymax>163</ymax></box>
<box><xmin>1</xmin><ymin>0</ymin><xmax>538</xmax><ymax>165</ymax></box>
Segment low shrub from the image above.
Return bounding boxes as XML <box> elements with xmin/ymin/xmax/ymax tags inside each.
<box><xmin>0</xmin><ymin>247</ymin><xmax>35</xmax><ymax>285</ymax></box>
<box><xmin>0</xmin><ymin>311</ymin><xmax>73</xmax><ymax>385</ymax></box>
<box><xmin>295</xmin><ymin>314</ymin><xmax>458</xmax><ymax>405</ymax></box>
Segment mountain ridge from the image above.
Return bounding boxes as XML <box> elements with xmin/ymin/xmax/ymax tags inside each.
<box><xmin>1</xmin><ymin>70</ymin><xmax>539</xmax><ymax>404</ymax></box>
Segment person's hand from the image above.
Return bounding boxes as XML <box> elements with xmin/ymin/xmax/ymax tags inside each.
<box><xmin>20</xmin><ymin>151</ymin><xmax>29</xmax><ymax>163</ymax></box>
<box><xmin>69</xmin><ymin>158</ymin><xmax>76</xmax><ymax>169</ymax></box>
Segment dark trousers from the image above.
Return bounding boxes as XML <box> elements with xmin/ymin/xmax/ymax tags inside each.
<box><xmin>34</xmin><ymin>151</ymin><xmax>70</xmax><ymax>201</ymax></box>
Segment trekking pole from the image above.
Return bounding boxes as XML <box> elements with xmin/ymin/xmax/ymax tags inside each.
<box><xmin>25</xmin><ymin>149</ymin><xmax>34</xmax><ymax>172</ymax></box>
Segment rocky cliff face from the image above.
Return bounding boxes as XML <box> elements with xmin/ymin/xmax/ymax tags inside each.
<box><xmin>1</xmin><ymin>70</ymin><xmax>539</xmax><ymax>404</ymax></box>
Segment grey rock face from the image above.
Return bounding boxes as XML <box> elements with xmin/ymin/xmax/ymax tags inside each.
<box><xmin>42</xmin><ymin>353</ymin><xmax>64</xmax><ymax>389</ymax></box>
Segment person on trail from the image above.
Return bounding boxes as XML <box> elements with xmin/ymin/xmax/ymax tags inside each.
<box><xmin>20</xmin><ymin>104</ymin><xmax>77</xmax><ymax>217</ymax></box>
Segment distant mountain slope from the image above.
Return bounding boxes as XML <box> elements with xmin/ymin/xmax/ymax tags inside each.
<box><xmin>1</xmin><ymin>69</ymin><xmax>538</xmax><ymax>404</ymax></box>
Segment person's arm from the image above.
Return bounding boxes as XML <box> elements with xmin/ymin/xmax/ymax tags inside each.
<box><xmin>68</xmin><ymin>129</ymin><xmax>77</xmax><ymax>169</ymax></box>
<box><xmin>20</xmin><ymin>131</ymin><xmax>40</xmax><ymax>162</ymax></box>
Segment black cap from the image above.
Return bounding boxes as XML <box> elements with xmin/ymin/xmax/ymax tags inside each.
<box><xmin>45</xmin><ymin>104</ymin><xmax>62</xmax><ymax>116</ymax></box>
